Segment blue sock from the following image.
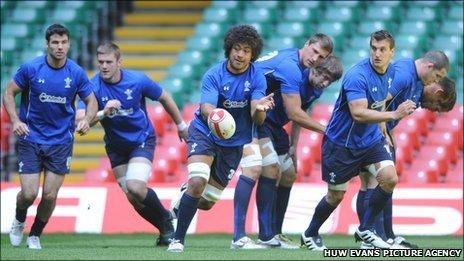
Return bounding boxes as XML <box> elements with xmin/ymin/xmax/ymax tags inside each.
<box><xmin>364</xmin><ymin>189</ymin><xmax>386</xmax><ymax>240</ymax></box>
<box><xmin>174</xmin><ymin>193</ymin><xmax>199</xmax><ymax>244</ymax></box>
<box><xmin>233</xmin><ymin>175</ymin><xmax>255</xmax><ymax>242</ymax></box>
<box><xmin>256</xmin><ymin>176</ymin><xmax>277</xmax><ymax>241</ymax></box>
<box><xmin>356</xmin><ymin>190</ymin><xmax>367</xmax><ymax>224</ymax></box>
<box><xmin>383</xmin><ymin>196</ymin><xmax>395</xmax><ymax>239</ymax></box>
<box><xmin>304</xmin><ymin>196</ymin><xmax>336</xmax><ymax>237</ymax></box>
<box><xmin>15</xmin><ymin>207</ymin><xmax>27</xmax><ymax>223</ymax></box>
<box><xmin>143</xmin><ymin>188</ymin><xmax>170</xmax><ymax>220</ymax></box>
<box><xmin>360</xmin><ymin>186</ymin><xmax>392</xmax><ymax>231</ymax></box>
<box><xmin>274</xmin><ymin>185</ymin><xmax>292</xmax><ymax>235</ymax></box>
<box><xmin>135</xmin><ymin>206</ymin><xmax>162</xmax><ymax>231</ymax></box>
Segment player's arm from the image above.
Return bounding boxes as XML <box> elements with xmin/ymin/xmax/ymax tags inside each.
<box><xmin>158</xmin><ymin>90</ymin><xmax>188</xmax><ymax>141</ymax></box>
<box><xmin>76</xmin><ymin>93</ymin><xmax>98</xmax><ymax>135</ymax></box>
<box><xmin>2</xmin><ymin>80</ymin><xmax>29</xmax><ymax>136</ymax></box>
<box><xmin>250</xmin><ymin>93</ymin><xmax>274</xmax><ymax>125</ymax></box>
<box><xmin>348</xmin><ymin>98</ymin><xmax>415</xmax><ymax>123</ymax></box>
<box><xmin>288</xmin><ymin>121</ymin><xmax>301</xmax><ymax>170</ymax></box>
<box><xmin>282</xmin><ymin>93</ymin><xmax>325</xmax><ymax>134</ymax></box>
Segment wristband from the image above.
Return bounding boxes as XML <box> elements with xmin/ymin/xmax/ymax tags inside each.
<box><xmin>96</xmin><ymin>110</ymin><xmax>105</xmax><ymax>121</ymax></box>
<box><xmin>177</xmin><ymin>121</ymin><xmax>188</xmax><ymax>131</ymax></box>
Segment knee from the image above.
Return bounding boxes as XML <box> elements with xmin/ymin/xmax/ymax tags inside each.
<box><xmin>262</xmin><ymin>163</ymin><xmax>280</xmax><ymax>179</ymax></box>
<box><xmin>41</xmin><ymin>191</ymin><xmax>58</xmax><ymax>203</ymax></box>
<box><xmin>326</xmin><ymin>190</ymin><xmax>345</xmax><ymax>206</ymax></box>
<box><xmin>198</xmin><ymin>198</ymin><xmax>214</xmax><ymax>210</ymax></box>
<box><xmin>377</xmin><ymin>167</ymin><xmax>398</xmax><ymax>191</ymax></box>
<box><xmin>280</xmin><ymin>170</ymin><xmax>297</xmax><ymax>186</ymax></box>
<box><xmin>21</xmin><ymin>189</ymin><xmax>39</xmax><ymax>205</ymax></box>
<box><xmin>187</xmin><ymin>178</ymin><xmax>206</xmax><ymax>198</ymax></box>
<box><xmin>126</xmin><ymin>181</ymin><xmax>146</xmax><ymax>201</ymax></box>
<box><xmin>242</xmin><ymin>165</ymin><xmax>262</xmax><ymax>181</ymax></box>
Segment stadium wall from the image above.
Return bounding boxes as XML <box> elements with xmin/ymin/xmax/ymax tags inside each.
<box><xmin>1</xmin><ymin>182</ymin><xmax>462</xmax><ymax>235</ymax></box>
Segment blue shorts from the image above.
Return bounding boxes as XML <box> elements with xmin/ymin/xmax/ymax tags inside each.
<box><xmin>17</xmin><ymin>139</ymin><xmax>73</xmax><ymax>175</ymax></box>
<box><xmin>321</xmin><ymin>137</ymin><xmax>393</xmax><ymax>185</ymax></box>
<box><xmin>187</xmin><ymin>125</ymin><xmax>243</xmax><ymax>188</ymax></box>
<box><xmin>257</xmin><ymin>120</ymin><xmax>290</xmax><ymax>155</ymax></box>
<box><xmin>105</xmin><ymin>135</ymin><xmax>156</xmax><ymax>168</ymax></box>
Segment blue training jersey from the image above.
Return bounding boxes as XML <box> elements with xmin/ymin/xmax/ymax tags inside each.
<box><xmin>267</xmin><ymin>68</ymin><xmax>323</xmax><ymax>126</ymax></box>
<box><xmin>386</xmin><ymin>58</ymin><xmax>424</xmax><ymax>130</ymax></box>
<box><xmin>191</xmin><ymin>60</ymin><xmax>266</xmax><ymax>147</ymax></box>
<box><xmin>254</xmin><ymin>48</ymin><xmax>307</xmax><ymax>125</ymax></box>
<box><xmin>89</xmin><ymin>69</ymin><xmax>162</xmax><ymax>145</ymax></box>
<box><xmin>14</xmin><ymin>55</ymin><xmax>93</xmax><ymax>145</ymax></box>
<box><xmin>326</xmin><ymin>58</ymin><xmax>395</xmax><ymax>149</ymax></box>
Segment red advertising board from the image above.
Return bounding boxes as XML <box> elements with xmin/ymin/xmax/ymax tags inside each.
<box><xmin>1</xmin><ymin>182</ymin><xmax>462</xmax><ymax>235</ymax></box>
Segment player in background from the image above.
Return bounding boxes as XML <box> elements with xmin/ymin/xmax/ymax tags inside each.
<box><xmin>235</xmin><ymin>33</ymin><xmax>333</xmax><ymax>248</ymax></box>
<box><xmin>356</xmin><ymin>52</ymin><xmax>452</xmax><ymax>249</ymax></box>
<box><xmin>301</xmin><ymin>30</ymin><xmax>417</xmax><ymax>250</ymax></box>
<box><xmin>232</xmin><ymin>55</ymin><xmax>342</xmax><ymax>249</ymax></box>
<box><xmin>76</xmin><ymin>42</ymin><xmax>187</xmax><ymax>246</ymax></box>
<box><xmin>167</xmin><ymin>25</ymin><xmax>275</xmax><ymax>253</ymax></box>
<box><xmin>4</xmin><ymin>24</ymin><xmax>98</xmax><ymax>250</ymax></box>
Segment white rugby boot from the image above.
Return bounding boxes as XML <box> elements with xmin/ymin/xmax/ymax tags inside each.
<box><xmin>230</xmin><ymin>236</ymin><xmax>266</xmax><ymax>249</ymax></box>
<box><xmin>167</xmin><ymin>239</ymin><xmax>184</xmax><ymax>253</ymax></box>
<box><xmin>355</xmin><ymin>228</ymin><xmax>391</xmax><ymax>249</ymax></box>
<box><xmin>300</xmin><ymin>233</ymin><xmax>327</xmax><ymax>251</ymax></box>
<box><xmin>27</xmin><ymin>236</ymin><xmax>42</xmax><ymax>250</ymax></box>
<box><xmin>9</xmin><ymin>219</ymin><xmax>25</xmax><ymax>247</ymax></box>
<box><xmin>273</xmin><ymin>234</ymin><xmax>300</xmax><ymax>249</ymax></box>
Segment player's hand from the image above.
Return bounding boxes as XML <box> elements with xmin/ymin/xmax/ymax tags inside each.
<box><xmin>394</xmin><ymin>99</ymin><xmax>416</xmax><ymax>120</ymax></box>
<box><xmin>75</xmin><ymin>118</ymin><xmax>90</xmax><ymax>136</ymax></box>
<box><xmin>256</xmin><ymin>93</ymin><xmax>275</xmax><ymax>112</ymax></box>
<box><xmin>12</xmin><ymin>119</ymin><xmax>29</xmax><ymax>136</ymax></box>
<box><xmin>104</xmin><ymin>99</ymin><xmax>121</xmax><ymax>117</ymax></box>
<box><xmin>177</xmin><ymin>125</ymin><xmax>189</xmax><ymax>142</ymax></box>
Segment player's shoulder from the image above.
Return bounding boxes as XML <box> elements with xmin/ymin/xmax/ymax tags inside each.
<box><xmin>345</xmin><ymin>58</ymin><xmax>370</xmax><ymax>78</ymax></box>
<box><xmin>204</xmin><ymin>61</ymin><xmax>227</xmax><ymax>79</ymax></box>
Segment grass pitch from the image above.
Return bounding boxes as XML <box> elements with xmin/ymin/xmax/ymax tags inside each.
<box><xmin>1</xmin><ymin>233</ymin><xmax>463</xmax><ymax>260</ymax></box>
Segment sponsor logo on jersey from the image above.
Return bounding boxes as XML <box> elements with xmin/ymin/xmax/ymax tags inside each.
<box><xmin>107</xmin><ymin>108</ymin><xmax>134</xmax><ymax>118</ymax></box>
<box><xmin>223</xmin><ymin>99</ymin><xmax>248</xmax><ymax>108</ymax></box>
<box><xmin>39</xmin><ymin>92</ymin><xmax>66</xmax><ymax>104</ymax></box>
<box><xmin>370</xmin><ymin>100</ymin><xmax>386</xmax><ymax>110</ymax></box>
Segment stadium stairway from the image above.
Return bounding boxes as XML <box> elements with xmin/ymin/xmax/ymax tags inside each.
<box><xmin>69</xmin><ymin>1</ymin><xmax>211</xmax><ymax>181</ymax></box>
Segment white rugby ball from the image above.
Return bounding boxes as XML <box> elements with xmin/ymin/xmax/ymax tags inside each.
<box><xmin>207</xmin><ymin>108</ymin><xmax>236</xmax><ymax>140</ymax></box>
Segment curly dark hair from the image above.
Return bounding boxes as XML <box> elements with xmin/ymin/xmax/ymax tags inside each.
<box><xmin>223</xmin><ymin>25</ymin><xmax>263</xmax><ymax>62</ymax></box>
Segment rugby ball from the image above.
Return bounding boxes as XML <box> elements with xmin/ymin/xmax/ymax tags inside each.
<box><xmin>207</xmin><ymin>108</ymin><xmax>236</xmax><ymax>139</ymax></box>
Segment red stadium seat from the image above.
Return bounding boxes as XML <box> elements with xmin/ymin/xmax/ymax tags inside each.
<box><xmin>416</xmin><ymin>145</ymin><xmax>451</xmax><ymax>170</ymax></box>
<box><xmin>395</xmin><ymin>130</ymin><xmax>420</xmax><ymax>152</ymax></box>
<box><xmin>445</xmin><ymin>158</ymin><xmax>463</xmax><ymax>183</ymax></box>
<box><xmin>433</xmin><ymin>117</ymin><xmax>463</xmax><ymax>150</ymax></box>
<box><xmin>147</xmin><ymin>105</ymin><xmax>168</xmax><ymax>137</ymax></box>
<box><xmin>161</xmin><ymin>133</ymin><xmax>188</xmax><ymax>163</ymax></box>
<box><xmin>182</xmin><ymin>103</ymin><xmax>199</xmax><ymax>124</ymax></box>
<box><xmin>150</xmin><ymin>159</ymin><xmax>169</xmax><ymax>183</ymax></box>
<box><xmin>394</xmin><ymin>152</ymin><xmax>405</xmax><ymax>175</ymax></box>
<box><xmin>402</xmin><ymin>160</ymin><xmax>439</xmax><ymax>184</ymax></box>
<box><xmin>296</xmin><ymin>145</ymin><xmax>314</xmax><ymax>178</ymax></box>
<box><xmin>396</xmin><ymin>117</ymin><xmax>428</xmax><ymax>137</ymax></box>
<box><xmin>412</xmin><ymin>107</ymin><xmax>436</xmax><ymax>124</ymax></box>
<box><xmin>395</xmin><ymin>135</ymin><xmax>414</xmax><ymax>163</ymax></box>
<box><xmin>298</xmin><ymin>131</ymin><xmax>323</xmax><ymax>162</ymax></box>
<box><xmin>311</xmin><ymin>103</ymin><xmax>334</xmax><ymax>121</ymax></box>
<box><xmin>442</xmin><ymin>104</ymin><xmax>463</xmax><ymax>120</ymax></box>
<box><xmin>1</xmin><ymin>105</ymin><xmax>11</xmax><ymax>153</ymax></box>
<box><xmin>425</xmin><ymin>131</ymin><xmax>458</xmax><ymax>151</ymax></box>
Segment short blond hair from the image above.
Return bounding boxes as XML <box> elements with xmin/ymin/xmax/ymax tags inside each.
<box><xmin>97</xmin><ymin>42</ymin><xmax>121</xmax><ymax>60</ymax></box>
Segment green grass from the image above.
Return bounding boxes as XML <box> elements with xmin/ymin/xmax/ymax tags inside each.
<box><xmin>1</xmin><ymin>233</ymin><xmax>463</xmax><ymax>260</ymax></box>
